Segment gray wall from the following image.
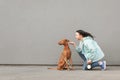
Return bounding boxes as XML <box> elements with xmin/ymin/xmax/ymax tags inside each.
<box><xmin>0</xmin><ymin>0</ymin><xmax>120</xmax><ymax>65</ymax></box>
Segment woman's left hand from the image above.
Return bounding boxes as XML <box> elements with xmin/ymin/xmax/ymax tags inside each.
<box><xmin>87</xmin><ymin>60</ymin><xmax>92</xmax><ymax>64</ymax></box>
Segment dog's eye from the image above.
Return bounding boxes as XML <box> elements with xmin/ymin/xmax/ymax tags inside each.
<box><xmin>66</xmin><ymin>39</ymin><xmax>69</xmax><ymax>42</ymax></box>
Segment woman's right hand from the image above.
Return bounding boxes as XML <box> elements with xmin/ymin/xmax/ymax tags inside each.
<box><xmin>69</xmin><ymin>42</ymin><xmax>76</xmax><ymax>47</ymax></box>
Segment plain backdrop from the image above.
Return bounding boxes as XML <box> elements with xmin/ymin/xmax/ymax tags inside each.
<box><xmin>0</xmin><ymin>0</ymin><xmax>120</xmax><ymax>65</ymax></box>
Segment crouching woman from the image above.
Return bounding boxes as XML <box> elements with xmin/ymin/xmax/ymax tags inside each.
<box><xmin>69</xmin><ymin>30</ymin><xmax>106</xmax><ymax>70</ymax></box>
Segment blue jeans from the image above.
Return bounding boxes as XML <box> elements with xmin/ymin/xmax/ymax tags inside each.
<box><xmin>78</xmin><ymin>52</ymin><xmax>100</xmax><ymax>70</ymax></box>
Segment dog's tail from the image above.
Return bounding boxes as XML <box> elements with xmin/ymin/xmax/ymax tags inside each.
<box><xmin>48</xmin><ymin>68</ymin><xmax>57</xmax><ymax>70</ymax></box>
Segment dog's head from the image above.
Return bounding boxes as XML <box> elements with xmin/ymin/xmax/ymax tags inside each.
<box><xmin>58</xmin><ymin>39</ymin><xmax>70</xmax><ymax>45</ymax></box>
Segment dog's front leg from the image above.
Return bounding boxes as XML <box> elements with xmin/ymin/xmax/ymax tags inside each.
<box><xmin>64</xmin><ymin>58</ymin><xmax>70</xmax><ymax>70</ymax></box>
<box><xmin>68</xmin><ymin>57</ymin><xmax>73</xmax><ymax>70</ymax></box>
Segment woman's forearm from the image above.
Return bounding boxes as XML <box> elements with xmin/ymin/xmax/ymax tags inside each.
<box><xmin>69</xmin><ymin>42</ymin><xmax>76</xmax><ymax>47</ymax></box>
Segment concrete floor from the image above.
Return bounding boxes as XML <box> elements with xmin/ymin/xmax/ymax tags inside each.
<box><xmin>0</xmin><ymin>66</ymin><xmax>120</xmax><ymax>80</ymax></box>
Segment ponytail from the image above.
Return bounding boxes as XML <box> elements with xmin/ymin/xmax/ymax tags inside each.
<box><xmin>76</xmin><ymin>30</ymin><xmax>94</xmax><ymax>39</ymax></box>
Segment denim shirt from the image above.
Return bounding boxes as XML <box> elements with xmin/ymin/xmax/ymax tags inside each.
<box><xmin>76</xmin><ymin>36</ymin><xmax>104</xmax><ymax>62</ymax></box>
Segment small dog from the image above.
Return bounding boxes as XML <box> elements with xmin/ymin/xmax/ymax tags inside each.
<box><xmin>48</xmin><ymin>39</ymin><xmax>73</xmax><ymax>70</ymax></box>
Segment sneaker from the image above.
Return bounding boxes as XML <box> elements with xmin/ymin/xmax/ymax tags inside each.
<box><xmin>101</xmin><ymin>61</ymin><xmax>106</xmax><ymax>71</ymax></box>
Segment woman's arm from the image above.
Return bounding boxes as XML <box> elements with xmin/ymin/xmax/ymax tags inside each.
<box><xmin>69</xmin><ymin>42</ymin><xmax>82</xmax><ymax>53</ymax></box>
<box><xmin>69</xmin><ymin>42</ymin><xmax>76</xmax><ymax>47</ymax></box>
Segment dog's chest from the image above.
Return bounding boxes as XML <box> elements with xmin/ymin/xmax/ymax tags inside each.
<box><xmin>62</xmin><ymin>49</ymin><xmax>71</xmax><ymax>59</ymax></box>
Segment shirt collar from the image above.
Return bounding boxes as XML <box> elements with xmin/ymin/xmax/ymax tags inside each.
<box><xmin>81</xmin><ymin>36</ymin><xmax>93</xmax><ymax>42</ymax></box>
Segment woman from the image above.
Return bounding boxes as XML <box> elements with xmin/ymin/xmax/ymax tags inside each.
<box><xmin>69</xmin><ymin>30</ymin><xmax>106</xmax><ymax>70</ymax></box>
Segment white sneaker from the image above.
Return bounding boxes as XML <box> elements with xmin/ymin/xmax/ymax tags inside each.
<box><xmin>101</xmin><ymin>61</ymin><xmax>106</xmax><ymax>71</ymax></box>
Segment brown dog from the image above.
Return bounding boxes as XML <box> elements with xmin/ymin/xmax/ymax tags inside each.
<box><xmin>48</xmin><ymin>39</ymin><xmax>73</xmax><ymax>70</ymax></box>
<box><xmin>57</xmin><ymin>39</ymin><xmax>73</xmax><ymax>70</ymax></box>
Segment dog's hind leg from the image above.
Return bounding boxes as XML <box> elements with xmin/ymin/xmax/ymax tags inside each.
<box><xmin>57</xmin><ymin>60</ymin><xmax>66</xmax><ymax>70</ymax></box>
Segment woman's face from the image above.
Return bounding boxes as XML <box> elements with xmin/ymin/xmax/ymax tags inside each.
<box><xmin>75</xmin><ymin>32</ymin><xmax>83</xmax><ymax>40</ymax></box>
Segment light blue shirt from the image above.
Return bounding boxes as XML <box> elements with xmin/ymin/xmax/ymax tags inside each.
<box><xmin>76</xmin><ymin>36</ymin><xmax>104</xmax><ymax>62</ymax></box>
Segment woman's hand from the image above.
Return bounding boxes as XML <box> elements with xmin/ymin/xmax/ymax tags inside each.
<box><xmin>69</xmin><ymin>42</ymin><xmax>76</xmax><ymax>47</ymax></box>
<box><xmin>87</xmin><ymin>60</ymin><xmax>92</xmax><ymax>64</ymax></box>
